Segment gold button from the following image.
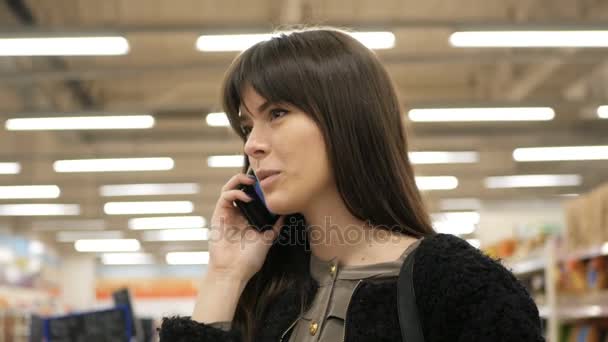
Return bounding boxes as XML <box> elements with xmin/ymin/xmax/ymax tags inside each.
<box><xmin>330</xmin><ymin>264</ymin><xmax>337</xmax><ymax>275</ymax></box>
<box><xmin>309</xmin><ymin>321</ymin><xmax>318</xmax><ymax>335</ymax></box>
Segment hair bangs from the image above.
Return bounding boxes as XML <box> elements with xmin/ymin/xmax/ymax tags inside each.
<box><xmin>222</xmin><ymin>33</ymin><xmax>326</xmax><ymax>140</ymax></box>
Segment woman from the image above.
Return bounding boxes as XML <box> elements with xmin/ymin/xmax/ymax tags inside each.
<box><xmin>159</xmin><ymin>27</ymin><xmax>543</xmax><ymax>342</ymax></box>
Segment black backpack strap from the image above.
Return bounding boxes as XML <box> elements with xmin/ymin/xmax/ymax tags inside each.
<box><xmin>397</xmin><ymin>247</ymin><xmax>425</xmax><ymax>342</ymax></box>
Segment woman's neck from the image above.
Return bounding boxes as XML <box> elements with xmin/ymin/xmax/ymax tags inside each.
<box><xmin>302</xmin><ymin>196</ymin><xmax>417</xmax><ymax>267</ymax></box>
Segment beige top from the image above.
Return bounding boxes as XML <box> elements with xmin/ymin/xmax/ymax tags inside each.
<box><xmin>206</xmin><ymin>239</ymin><xmax>421</xmax><ymax>341</ymax></box>
<box><xmin>286</xmin><ymin>239</ymin><xmax>421</xmax><ymax>342</ymax></box>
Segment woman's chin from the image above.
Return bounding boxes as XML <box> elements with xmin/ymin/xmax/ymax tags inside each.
<box><xmin>268</xmin><ymin>204</ymin><xmax>289</xmax><ymax>216</ymax></box>
<box><xmin>265</xmin><ymin>196</ymin><xmax>295</xmax><ymax>216</ymax></box>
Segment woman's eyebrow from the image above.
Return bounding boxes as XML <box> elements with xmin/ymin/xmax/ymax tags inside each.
<box><xmin>257</xmin><ymin>100</ymin><xmax>272</xmax><ymax>113</ymax></box>
<box><xmin>238</xmin><ymin>100</ymin><xmax>275</xmax><ymax>121</ymax></box>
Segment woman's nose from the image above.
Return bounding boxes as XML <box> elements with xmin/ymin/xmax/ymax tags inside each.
<box><xmin>243</xmin><ymin>128</ymin><xmax>269</xmax><ymax>159</ymax></box>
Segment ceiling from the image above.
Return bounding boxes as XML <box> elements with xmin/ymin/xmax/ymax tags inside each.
<box><xmin>0</xmin><ymin>0</ymin><xmax>607</xmax><ymax>256</ymax></box>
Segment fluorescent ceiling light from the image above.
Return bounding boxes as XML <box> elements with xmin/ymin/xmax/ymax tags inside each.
<box><xmin>433</xmin><ymin>221</ymin><xmax>476</xmax><ymax>235</ymax></box>
<box><xmin>350</xmin><ymin>32</ymin><xmax>395</xmax><ymax>49</ymax></box>
<box><xmin>415</xmin><ymin>176</ymin><xmax>458</xmax><ymax>190</ymax></box>
<box><xmin>484</xmin><ymin>174</ymin><xmax>582</xmax><ymax>188</ymax></box>
<box><xmin>196</xmin><ymin>31</ymin><xmax>395</xmax><ymax>52</ymax></box>
<box><xmin>513</xmin><ymin>145</ymin><xmax>608</xmax><ymax>161</ymax></box>
<box><xmin>166</xmin><ymin>251</ymin><xmax>209</xmax><ymax>265</ymax></box>
<box><xmin>207</xmin><ymin>155</ymin><xmax>244</xmax><ymax>168</ymax></box>
<box><xmin>599</xmin><ymin>106</ymin><xmax>608</xmax><ymax>119</ymax></box>
<box><xmin>30</xmin><ymin>219</ymin><xmax>105</xmax><ymax>231</ymax></box>
<box><xmin>5</xmin><ymin>115</ymin><xmax>154</xmax><ymax>130</ymax></box>
<box><xmin>57</xmin><ymin>230</ymin><xmax>123</xmax><ymax>243</ymax></box>
<box><xmin>129</xmin><ymin>216</ymin><xmax>206</xmax><ymax>230</ymax></box>
<box><xmin>101</xmin><ymin>253</ymin><xmax>154</xmax><ymax>265</ymax></box>
<box><xmin>143</xmin><ymin>228</ymin><xmax>209</xmax><ymax>241</ymax></box>
<box><xmin>409</xmin><ymin>151</ymin><xmax>479</xmax><ymax>164</ymax></box>
<box><xmin>450</xmin><ymin>30</ymin><xmax>608</xmax><ymax>48</ymax></box>
<box><xmin>53</xmin><ymin>157</ymin><xmax>174</xmax><ymax>172</ymax></box>
<box><xmin>0</xmin><ymin>204</ymin><xmax>79</xmax><ymax>216</ymax></box>
<box><xmin>432</xmin><ymin>211</ymin><xmax>480</xmax><ymax>235</ymax></box>
<box><xmin>104</xmin><ymin>201</ymin><xmax>194</xmax><ymax>215</ymax></box>
<box><xmin>0</xmin><ymin>162</ymin><xmax>20</xmax><ymax>174</ymax></box>
<box><xmin>408</xmin><ymin>107</ymin><xmax>555</xmax><ymax>122</ymax></box>
<box><xmin>439</xmin><ymin>198</ymin><xmax>482</xmax><ymax>211</ymax></box>
<box><xmin>197</xmin><ymin>33</ymin><xmax>271</xmax><ymax>51</ymax></box>
<box><xmin>206</xmin><ymin>112</ymin><xmax>230</xmax><ymax>127</ymax></box>
<box><xmin>0</xmin><ymin>185</ymin><xmax>60</xmax><ymax>199</ymax></box>
<box><xmin>100</xmin><ymin>183</ymin><xmax>199</xmax><ymax>197</ymax></box>
<box><xmin>0</xmin><ymin>36</ymin><xmax>129</xmax><ymax>56</ymax></box>
<box><xmin>74</xmin><ymin>239</ymin><xmax>140</xmax><ymax>252</ymax></box>
<box><xmin>432</xmin><ymin>211</ymin><xmax>481</xmax><ymax>224</ymax></box>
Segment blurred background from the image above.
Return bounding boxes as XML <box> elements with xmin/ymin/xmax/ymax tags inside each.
<box><xmin>0</xmin><ymin>0</ymin><xmax>607</xmax><ymax>341</ymax></box>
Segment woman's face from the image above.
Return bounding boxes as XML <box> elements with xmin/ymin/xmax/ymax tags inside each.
<box><xmin>240</xmin><ymin>85</ymin><xmax>333</xmax><ymax>215</ymax></box>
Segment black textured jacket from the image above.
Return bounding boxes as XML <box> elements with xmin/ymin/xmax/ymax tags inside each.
<box><xmin>159</xmin><ymin>234</ymin><xmax>544</xmax><ymax>341</ymax></box>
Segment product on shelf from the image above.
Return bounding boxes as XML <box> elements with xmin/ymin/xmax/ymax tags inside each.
<box><xmin>485</xmin><ymin>228</ymin><xmax>555</xmax><ymax>261</ymax></box>
<box><xmin>515</xmin><ymin>232</ymin><xmax>548</xmax><ymax>258</ymax></box>
<box><xmin>498</xmin><ymin>238</ymin><xmax>518</xmax><ymax>259</ymax></box>
<box><xmin>566</xmin><ymin>260</ymin><xmax>588</xmax><ymax>293</ymax></box>
<box><xmin>567</xmin><ymin>323</ymin><xmax>601</xmax><ymax>342</ymax></box>
<box><xmin>565</xmin><ymin>197</ymin><xmax>584</xmax><ymax>250</ymax></box>
<box><xmin>560</xmin><ymin>323</ymin><xmax>573</xmax><ymax>342</ymax></box>
<box><xmin>589</xmin><ymin>186</ymin><xmax>607</xmax><ymax>244</ymax></box>
<box><xmin>587</xmin><ymin>256</ymin><xmax>608</xmax><ymax>291</ymax></box>
<box><xmin>518</xmin><ymin>272</ymin><xmax>545</xmax><ymax>299</ymax></box>
<box><xmin>530</xmin><ymin>273</ymin><xmax>546</xmax><ymax>298</ymax></box>
<box><xmin>556</xmin><ymin>263</ymin><xmax>568</xmax><ymax>293</ymax></box>
<box><xmin>565</xmin><ymin>196</ymin><xmax>594</xmax><ymax>251</ymax></box>
<box><xmin>562</xmin><ymin>319</ymin><xmax>608</xmax><ymax>342</ymax></box>
<box><xmin>564</xmin><ymin>181</ymin><xmax>608</xmax><ymax>253</ymax></box>
<box><xmin>600</xmin><ymin>183</ymin><xmax>608</xmax><ymax>245</ymax></box>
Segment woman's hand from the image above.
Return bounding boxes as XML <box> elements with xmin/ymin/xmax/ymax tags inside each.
<box><xmin>207</xmin><ymin>172</ymin><xmax>285</xmax><ymax>282</ymax></box>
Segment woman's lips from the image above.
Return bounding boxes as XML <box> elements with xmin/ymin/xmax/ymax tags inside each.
<box><xmin>260</xmin><ymin>172</ymin><xmax>281</xmax><ymax>189</ymax></box>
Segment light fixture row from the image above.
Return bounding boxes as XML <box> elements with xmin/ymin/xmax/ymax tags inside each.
<box><xmin>97</xmin><ymin>251</ymin><xmax>210</xmax><ymax>265</ymax></box>
<box><xmin>0</xmin><ymin>31</ymin><xmax>394</xmax><ymax>56</ymax></box>
<box><xmin>4</xmin><ymin>106</ymin><xmax>606</xmax><ymax>132</ymax></box>
<box><xmin>3</xmin><ymin>141</ymin><xmax>607</xmax><ymax>178</ymax></box>
<box><xmin>84</xmin><ymin>207</ymin><xmax>484</xmax><ymax>259</ymax></box>
<box><xmin>3</xmin><ymin>142</ymin><xmax>606</xmax><ymax>203</ymax></box>
<box><xmin>3</xmin><ymin>30</ymin><xmax>608</xmax><ymax>56</ymax></box>
<box><xmin>58</xmin><ymin>227</ymin><xmax>208</xmax><ymax>243</ymax></box>
<box><xmin>0</xmin><ymin>172</ymin><xmax>585</xmax><ymax>216</ymax></box>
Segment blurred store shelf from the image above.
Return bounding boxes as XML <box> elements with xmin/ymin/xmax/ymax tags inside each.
<box><xmin>555</xmin><ymin>291</ymin><xmax>608</xmax><ymax>320</ymax></box>
<box><xmin>507</xmin><ymin>254</ymin><xmax>546</xmax><ymax>276</ymax></box>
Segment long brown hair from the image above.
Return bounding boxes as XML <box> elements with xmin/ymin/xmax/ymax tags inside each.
<box><xmin>221</xmin><ymin>27</ymin><xmax>435</xmax><ymax>341</ymax></box>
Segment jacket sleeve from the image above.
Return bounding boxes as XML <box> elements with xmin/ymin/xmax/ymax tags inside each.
<box><xmin>158</xmin><ymin>316</ymin><xmax>241</xmax><ymax>341</ymax></box>
<box><xmin>414</xmin><ymin>234</ymin><xmax>545</xmax><ymax>342</ymax></box>
<box><xmin>454</xmin><ymin>288</ymin><xmax>544</xmax><ymax>342</ymax></box>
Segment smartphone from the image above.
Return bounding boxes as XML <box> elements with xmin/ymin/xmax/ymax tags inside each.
<box><xmin>233</xmin><ymin>167</ymin><xmax>279</xmax><ymax>232</ymax></box>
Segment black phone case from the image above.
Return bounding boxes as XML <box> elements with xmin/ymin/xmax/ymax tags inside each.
<box><xmin>234</xmin><ymin>171</ymin><xmax>279</xmax><ymax>232</ymax></box>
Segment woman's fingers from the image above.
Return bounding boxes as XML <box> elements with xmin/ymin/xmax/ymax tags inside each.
<box><xmin>221</xmin><ymin>173</ymin><xmax>255</xmax><ymax>192</ymax></box>
<box><xmin>219</xmin><ymin>189</ymin><xmax>253</xmax><ymax>207</ymax></box>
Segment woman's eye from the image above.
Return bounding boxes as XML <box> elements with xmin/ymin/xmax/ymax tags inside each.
<box><xmin>269</xmin><ymin>108</ymin><xmax>288</xmax><ymax>120</ymax></box>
